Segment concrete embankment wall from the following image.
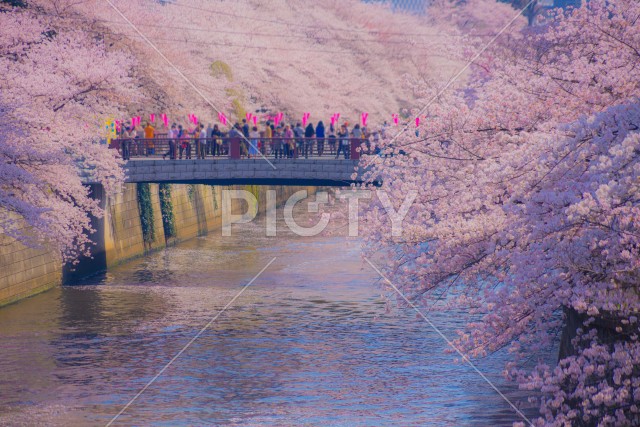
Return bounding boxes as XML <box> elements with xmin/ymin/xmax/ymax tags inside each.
<box><xmin>0</xmin><ymin>183</ymin><xmax>316</xmax><ymax>306</ymax></box>
<box><xmin>0</xmin><ymin>212</ymin><xmax>62</xmax><ymax>307</ymax></box>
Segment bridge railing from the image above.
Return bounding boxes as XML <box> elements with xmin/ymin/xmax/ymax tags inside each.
<box><xmin>109</xmin><ymin>137</ymin><xmax>370</xmax><ymax>160</ymax></box>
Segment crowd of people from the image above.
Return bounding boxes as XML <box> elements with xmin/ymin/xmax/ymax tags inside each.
<box><xmin>117</xmin><ymin>117</ymin><xmax>385</xmax><ymax>161</ymax></box>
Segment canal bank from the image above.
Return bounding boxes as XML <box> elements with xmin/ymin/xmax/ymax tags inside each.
<box><xmin>0</xmin><ymin>183</ymin><xmax>317</xmax><ymax>306</ymax></box>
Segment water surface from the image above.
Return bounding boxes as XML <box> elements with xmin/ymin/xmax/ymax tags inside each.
<box><xmin>0</xmin><ymin>199</ymin><xmax>540</xmax><ymax>426</ymax></box>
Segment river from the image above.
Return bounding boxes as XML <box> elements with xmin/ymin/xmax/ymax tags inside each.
<box><xmin>0</xmin><ymin>194</ymin><xmax>542</xmax><ymax>426</ymax></box>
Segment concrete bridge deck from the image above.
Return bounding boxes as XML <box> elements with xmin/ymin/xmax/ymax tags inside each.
<box><xmin>121</xmin><ymin>158</ymin><xmax>371</xmax><ymax>186</ymax></box>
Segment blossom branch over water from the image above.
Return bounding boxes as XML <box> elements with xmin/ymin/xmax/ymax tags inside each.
<box><xmin>361</xmin><ymin>1</ymin><xmax>640</xmax><ymax>424</ymax></box>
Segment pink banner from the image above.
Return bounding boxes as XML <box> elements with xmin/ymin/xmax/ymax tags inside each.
<box><xmin>275</xmin><ymin>112</ymin><xmax>283</xmax><ymax>126</ymax></box>
<box><xmin>361</xmin><ymin>112</ymin><xmax>369</xmax><ymax>127</ymax></box>
<box><xmin>150</xmin><ymin>113</ymin><xmax>155</xmax><ymax>123</ymax></box>
<box><xmin>393</xmin><ymin>114</ymin><xmax>399</xmax><ymax>126</ymax></box>
<box><xmin>252</xmin><ymin>116</ymin><xmax>258</xmax><ymax>126</ymax></box>
<box><xmin>415</xmin><ymin>116</ymin><xmax>420</xmax><ymax>127</ymax></box>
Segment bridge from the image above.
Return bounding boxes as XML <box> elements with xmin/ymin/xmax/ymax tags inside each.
<box><xmin>124</xmin><ymin>158</ymin><xmax>368</xmax><ymax>186</ymax></box>
<box><xmin>98</xmin><ymin>137</ymin><xmax>375</xmax><ymax>186</ymax></box>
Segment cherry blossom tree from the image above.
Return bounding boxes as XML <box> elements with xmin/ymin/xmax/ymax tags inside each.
<box><xmin>0</xmin><ymin>0</ymin><xmax>512</xmax><ymax>260</ymax></box>
<box><xmin>0</xmin><ymin>4</ymin><xmax>137</xmax><ymax>260</ymax></box>
<box><xmin>361</xmin><ymin>0</ymin><xmax>640</xmax><ymax>424</ymax></box>
<box><xmin>63</xmin><ymin>0</ymin><xmax>479</xmax><ymax>125</ymax></box>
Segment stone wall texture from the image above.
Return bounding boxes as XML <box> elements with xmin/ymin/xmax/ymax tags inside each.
<box><xmin>0</xmin><ymin>213</ymin><xmax>62</xmax><ymax>307</ymax></box>
<box><xmin>0</xmin><ymin>183</ymin><xmax>317</xmax><ymax>306</ymax></box>
<box><xmin>123</xmin><ymin>159</ymin><xmax>365</xmax><ymax>186</ymax></box>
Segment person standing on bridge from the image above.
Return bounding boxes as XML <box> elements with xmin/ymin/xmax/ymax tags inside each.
<box><xmin>328</xmin><ymin>123</ymin><xmax>336</xmax><ymax>155</ymax></box>
<box><xmin>163</xmin><ymin>124</ymin><xmax>176</xmax><ymax>160</ymax></box>
<box><xmin>206</xmin><ymin>123</ymin><xmax>214</xmax><ymax>156</ymax></box>
<box><xmin>264</xmin><ymin>121</ymin><xmax>272</xmax><ymax>155</ymax></box>
<box><xmin>241</xmin><ymin>119</ymin><xmax>250</xmax><ymax>157</ymax></box>
<box><xmin>248</xmin><ymin>126</ymin><xmax>260</xmax><ymax>159</ymax></box>
<box><xmin>272</xmin><ymin>125</ymin><xmax>283</xmax><ymax>159</ymax></box>
<box><xmin>198</xmin><ymin>124</ymin><xmax>207</xmax><ymax>159</ymax></box>
<box><xmin>133</xmin><ymin>122</ymin><xmax>143</xmax><ymax>156</ymax></box>
<box><xmin>177</xmin><ymin>125</ymin><xmax>186</xmax><ymax>159</ymax></box>
<box><xmin>185</xmin><ymin>125</ymin><xmax>194</xmax><ymax>160</ymax></box>
<box><xmin>184</xmin><ymin>126</ymin><xmax>193</xmax><ymax>159</ymax></box>
<box><xmin>241</xmin><ymin>118</ymin><xmax>250</xmax><ymax>138</ymax></box>
<box><xmin>304</xmin><ymin>122</ymin><xmax>315</xmax><ymax>158</ymax></box>
<box><xmin>286</xmin><ymin>125</ymin><xmax>296</xmax><ymax>159</ymax></box>
<box><xmin>122</xmin><ymin>126</ymin><xmax>132</xmax><ymax>160</ymax></box>
<box><xmin>144</xmin><ymin>122</ymin><xmax>155</xmax><ymax>156</ymax></box>
<box><xmin>316</xmin><ymin>120</ymin><xmax>325</xmax><ymax>157</ymax></box>
<box><xmin>228</xmin><ymin>123</ymin><xmax>243</xmax><ymax>158</ymax></box>
<box><xmin>285</xmin><ymin>125</ymin><xmax>295</xmax><ymax>158</ymax></box>
<box><xmin>293</xmin><ymin>123</ymin><xmax>304</xmax><ymax>158</ymax></box>
<box><xmin>211</xmin><ymin>124</ymin><xmax>223</xmax><ymax>157</ymax></box>
<box><xmin>336</xmin><ymin>124</ymin><xmax>349</xmax><ymax>159</ymax></box>
<box><xmin>352</xmin><ymin>124</ymin><xmax>363</xmax><ymax>158</ymax></box>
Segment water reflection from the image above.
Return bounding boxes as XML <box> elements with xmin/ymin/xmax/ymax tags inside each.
<box><xmin>0</xmin><ymin>197</ymin><xmax>544</xmax><ymax>426</ymax></box>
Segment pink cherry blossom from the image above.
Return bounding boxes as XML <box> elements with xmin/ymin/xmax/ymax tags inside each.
<box><xmin>0</xmin><ymin>5</ymin><xmax>137</xmax><ymax>261</ymax></box>
<box><xmin>361</xmin><ymin>1</ymin><xmax>640</xmax><ymax>424</ymax></box>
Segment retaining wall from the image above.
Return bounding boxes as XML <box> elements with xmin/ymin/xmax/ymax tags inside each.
<box><xmin>0</xmin><ymin>183</ymin><xmax>317</xmax><ymax>306</ymax></box>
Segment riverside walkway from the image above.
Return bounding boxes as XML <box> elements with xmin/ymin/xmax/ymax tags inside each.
<box><xmin>106</xmin><ymin>137</ymin><xmax>374</xmax><ymax>186</ymax></box>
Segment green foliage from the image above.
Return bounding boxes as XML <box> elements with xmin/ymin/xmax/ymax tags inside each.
<box><xmin>210</xmin><ymin>60</ymin><xmax>234</xmax><ymax>81</ymax></box>
<box><xmin>187</xmin><ymin>184</ymin><xmax>195</xmax><ymax>203</ymax></box>
<box><xmin>137</xmin><ymin>183</ymin><xmax>155</xmax><ymax>244</ymax></box>
<box><xmin>159</xmin><ymin>183</ymin><xmax>176</xmax><ymax>239</ymax></box>
<box><xmin>226</xmin><ymin>88</ymin><xmax>247</xmax><ymax>121</ymax></box>
<box><xmin>211</xmin><ymin>186</ymin><xmax>218</xmax><ymax>211</ymax></box>
<box><xmin>245</xmin><ymin>184</ymin><xmax>260</xmax><ymax>205</ymax></box>
<box><xmin>210</xmin><ymin>61</ymin><xmax>246</xmax><ymax>121</ymax></box>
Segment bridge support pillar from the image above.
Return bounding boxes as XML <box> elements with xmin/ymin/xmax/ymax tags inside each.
<box><xmin>229</xmin><ymin>137</ymin><xmax>241</xmax><ymax>159</ymax></box>
<box><xmin>350</xmin><ymin>139</ymin><xmax>361</xmax><ymax>160</ymax></box>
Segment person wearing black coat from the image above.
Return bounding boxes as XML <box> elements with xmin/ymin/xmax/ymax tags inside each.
<box><xmin>211</xmin><ymin>124</ymin><xmax>223</xmax><ymax>157</ymax></box>
<box><xmin>304</xmin><ymin>122</ymin><xmax>315</xmax><ymax>158</ymax></box>
<box><xmin>315</xmin><ymin>121</ymin><xmax>325</xmax><ymax>156</ymax></box>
